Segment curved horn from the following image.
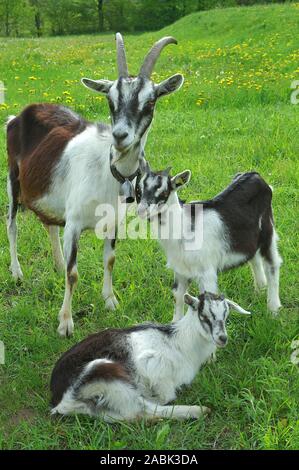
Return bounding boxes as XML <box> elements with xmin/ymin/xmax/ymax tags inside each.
<box><xmin>116</xmin><ymin>32</ymin><xmax>128</xmax><ymax>78</ymax></box>
<box><xmin>139</xmin><ymin>36</ymin><xmax>178</xmax><ymax>79</ymax></box>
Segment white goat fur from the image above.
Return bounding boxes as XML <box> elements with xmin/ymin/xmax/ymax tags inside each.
<box><xmin>51</xmin><ymin>293</ymin><xmax>248</xmax><ymax>421</ymax></box>
<box><xmin>137</xmin><ymin>169</ymin><xmax>282</xmax><ymax>321</ymax></box>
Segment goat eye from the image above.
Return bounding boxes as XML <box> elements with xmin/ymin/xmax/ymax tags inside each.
<box><xmin>200</xmin><ymin>314</ymin><xmax>209</xmax><ymax>322</ymax></box>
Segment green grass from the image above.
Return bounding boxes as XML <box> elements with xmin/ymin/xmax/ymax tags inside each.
<box><xmin>0</xmin><ymin>2</ymin><xmax>299</xmax><ymax>450</ymax></box>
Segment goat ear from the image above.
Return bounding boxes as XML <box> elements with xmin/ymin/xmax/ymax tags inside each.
<box><xmin>184</xmin><ymin>293</ymin><xmax>199</xmax><ymax>310</ymax></box>
<box><xmin>226</xmin><ymin>299</ymin><xmax>251</xmax><ymax>315</ymax></box>
<box><xmin>162</xmin><ymin>166</ymin><xmax>172</xmax><ymax>177</ymax></box>
<box><xmin>155</xmin><ymin>74</ymin><xmax>184</xmax><ymax>98</ymax></box>
<box><xmin>81</xmin><ymin>78</ymin><xmax>113</xmax><ymax>95</ymax></box>
<box><xmin>171</xmin><ymin>170</ymin><xmax>191</xmax><ymax>190</ymax></box>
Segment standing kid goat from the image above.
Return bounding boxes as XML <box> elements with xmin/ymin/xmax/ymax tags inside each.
<box><xmin>50</xmin><ymin>291</ymin><xmax>250</xmax><ymax>422</ymax></box>
<box><xmin>137</xmin><ymin>163</ymin><xmax>282</xmax><ymax>321</ymax></box>
<box><xmin>6</xmin><ymin>34</ymin><xmax>184</xmax><ymax>336</ymax></box>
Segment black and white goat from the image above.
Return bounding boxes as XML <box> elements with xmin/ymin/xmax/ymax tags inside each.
<box><xmin>6</xmin><ymin>34</ymin><xmax>184</xmax><ymax>336</ymax></box>
<box><xmin>50</xmin><ymin>292</ymin><xmax>250</xmax><ymax>421</ymax></box>
<box><xmin>137</xmin><ymin>164</ymin><xmax>282</xmax><ymax>321</ymax></box>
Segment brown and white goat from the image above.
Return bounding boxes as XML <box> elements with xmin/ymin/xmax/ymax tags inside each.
<box><xmin>6</xmin><ymin>34</ymin><xmax>184</xmax><ymax>336</ymax></box>
<box><xmin>50</xmin><ymin>292</ymin><xmax>250</xmax><ymax>422</ymax></box>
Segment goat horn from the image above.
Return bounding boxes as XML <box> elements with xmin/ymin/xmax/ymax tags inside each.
<box><xmin>116</xmin><ymin>32</ymin><xmax>129</xmax><ymax>78</ymax></box>
<box><xmin>139</xmin><ymin>36</ymin><xmax>177</xmax><ymax>79</ymax></box>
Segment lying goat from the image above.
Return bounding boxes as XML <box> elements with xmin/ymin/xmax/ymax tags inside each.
<box><xmin>6</xmin><ymin>34</ymin><xmax>184</xmax><ymax>336</ymax></box>
<box><xmin>137</xmin><ymin>163</ymin><xmax>282</xmax><ymax>321</ymax></box>
<box><xmin>50</xmin><ymin>292</ymin><xmax>250</xmax><ymax>421</ymax></box>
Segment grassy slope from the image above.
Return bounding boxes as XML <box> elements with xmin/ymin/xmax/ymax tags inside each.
<box><xmin>0</xmin><ymin>3</ymin><xmax>299</xmax><ymax>449</ymax></box>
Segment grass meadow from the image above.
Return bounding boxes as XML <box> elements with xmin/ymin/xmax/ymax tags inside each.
<box><xmin>0</xmin><ymin>3</ymin><xmax>299</xmax><ymax>450</ymax></box>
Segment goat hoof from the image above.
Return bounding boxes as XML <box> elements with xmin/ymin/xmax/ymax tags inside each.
<box><xmin>10</xmin><ymin>265</ymin><xmax>23</xmax><ymax>281</ymax></box>
<box><xmin>268</xmin><ymin>302</ymin><xmax>282</xmax><ymax>316</ymax></box>
<box><xmin>105</xmin><ymin>295</ymin><xmax>119</xmax><ymax>310</ymax></box>
<box><xmin>188</xmin><ymin>405</ymin><xmax>211</xmax><ymax>419</ymax></box>
<box><xmin>57</xmin><ymin>318</ymin><xmax>74</xmax><ymax>337</ymax></box>
<box><xmin>201</xmin><ymin>406</ymin><xmax>211</xmax><ymax>416</ymax></box>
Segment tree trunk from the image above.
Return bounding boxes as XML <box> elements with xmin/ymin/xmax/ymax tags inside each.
<box><xmin>98</xmin><ymin>0</ymin><xmax>104</xmax><ymax>32</ymax></box>
<box><xmin>35</xmin><ymin>11</ymin><xmax>42</xmax><ymax>37</ymax></box>
<box><xmin>119</xmin><ymin>2</ymin><xmax>124</xmax><ymax>28</ymax></box>
<box><xmin>5</xmin><ymin>7</ymin><xmax>10</xmax><ymax>36</ymax></box>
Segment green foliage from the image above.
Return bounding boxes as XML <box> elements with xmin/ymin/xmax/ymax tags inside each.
<box><xmin>0</xmin><ymin>0</ymin><xmax>293</xmax><ymax>37</ymax></box>
<box><xmin>0</xmin><ymin>0</ymin><xmax>32</xmax><ymax>36</ymax></box>
<box><xmin>0</xmin><ymin>2</ymin><xmax>298</xmax><ymax>450</ymax></box>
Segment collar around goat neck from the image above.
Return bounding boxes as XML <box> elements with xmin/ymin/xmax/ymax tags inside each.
<box><xmin>109</xmin><ymin>146</ymin><xmax>144</xmax><ymax>203</ymax></box>
<box><xmin>109</xmin><ymin>146</ymin><xmax>141</xmax><ymax>183</ymax></box>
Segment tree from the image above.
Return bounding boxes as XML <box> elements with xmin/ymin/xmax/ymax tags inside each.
<box><xmin>0</xmin><ymin>0</ymin><xmax>288</xmax><ymax>37</ymax></box>
<box><xmin>29</xmin><ymin>0</ymin><xmax>43</xmax><ymax>36</ymax></box>
<box><xmin>0</xmin><ymin>0</ymin><xmax>29</xmax><ymax>36</ymax></box>
<box><xmin>98</xmin><ymin>0</ymin><xmax>104</xmax><ymax>31</ymax></box>
<box><xmin>42</xmin><ymin>0</ymin><xmax>76</xmax><ymax>35</ymax></box>
<box><xmin>104</xmin><ymin>0</ymin><xmax>138</xmax><ymax>32</ymax></box>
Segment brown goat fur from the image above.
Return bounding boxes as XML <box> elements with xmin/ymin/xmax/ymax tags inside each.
<box><xmin>7</xmin><ymin>103</ymin><xmax>88</xmax><ymax>224</ymax></box>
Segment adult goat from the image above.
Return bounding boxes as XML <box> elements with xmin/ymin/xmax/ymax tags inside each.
<box><xmin>6</xmin><ymin>34</ymin><xmax>184</xmax><ymax>336</ymax></box>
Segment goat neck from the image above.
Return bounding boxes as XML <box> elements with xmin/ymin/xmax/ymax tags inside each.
<box><xmin>110</xmin><ymin>127</ymin><xmax>150</xmax><ymax>179</ymax></box>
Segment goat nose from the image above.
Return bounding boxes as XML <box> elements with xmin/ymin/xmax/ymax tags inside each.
<box><xmin>113</xmin><ymin>131</ymin><xmax>129</xmax><ymax>142</ymax></box>
<box><xmin>218</xmin><ymin>334</ymin><xmax>228</xmax><ymax>345</ymax></box>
